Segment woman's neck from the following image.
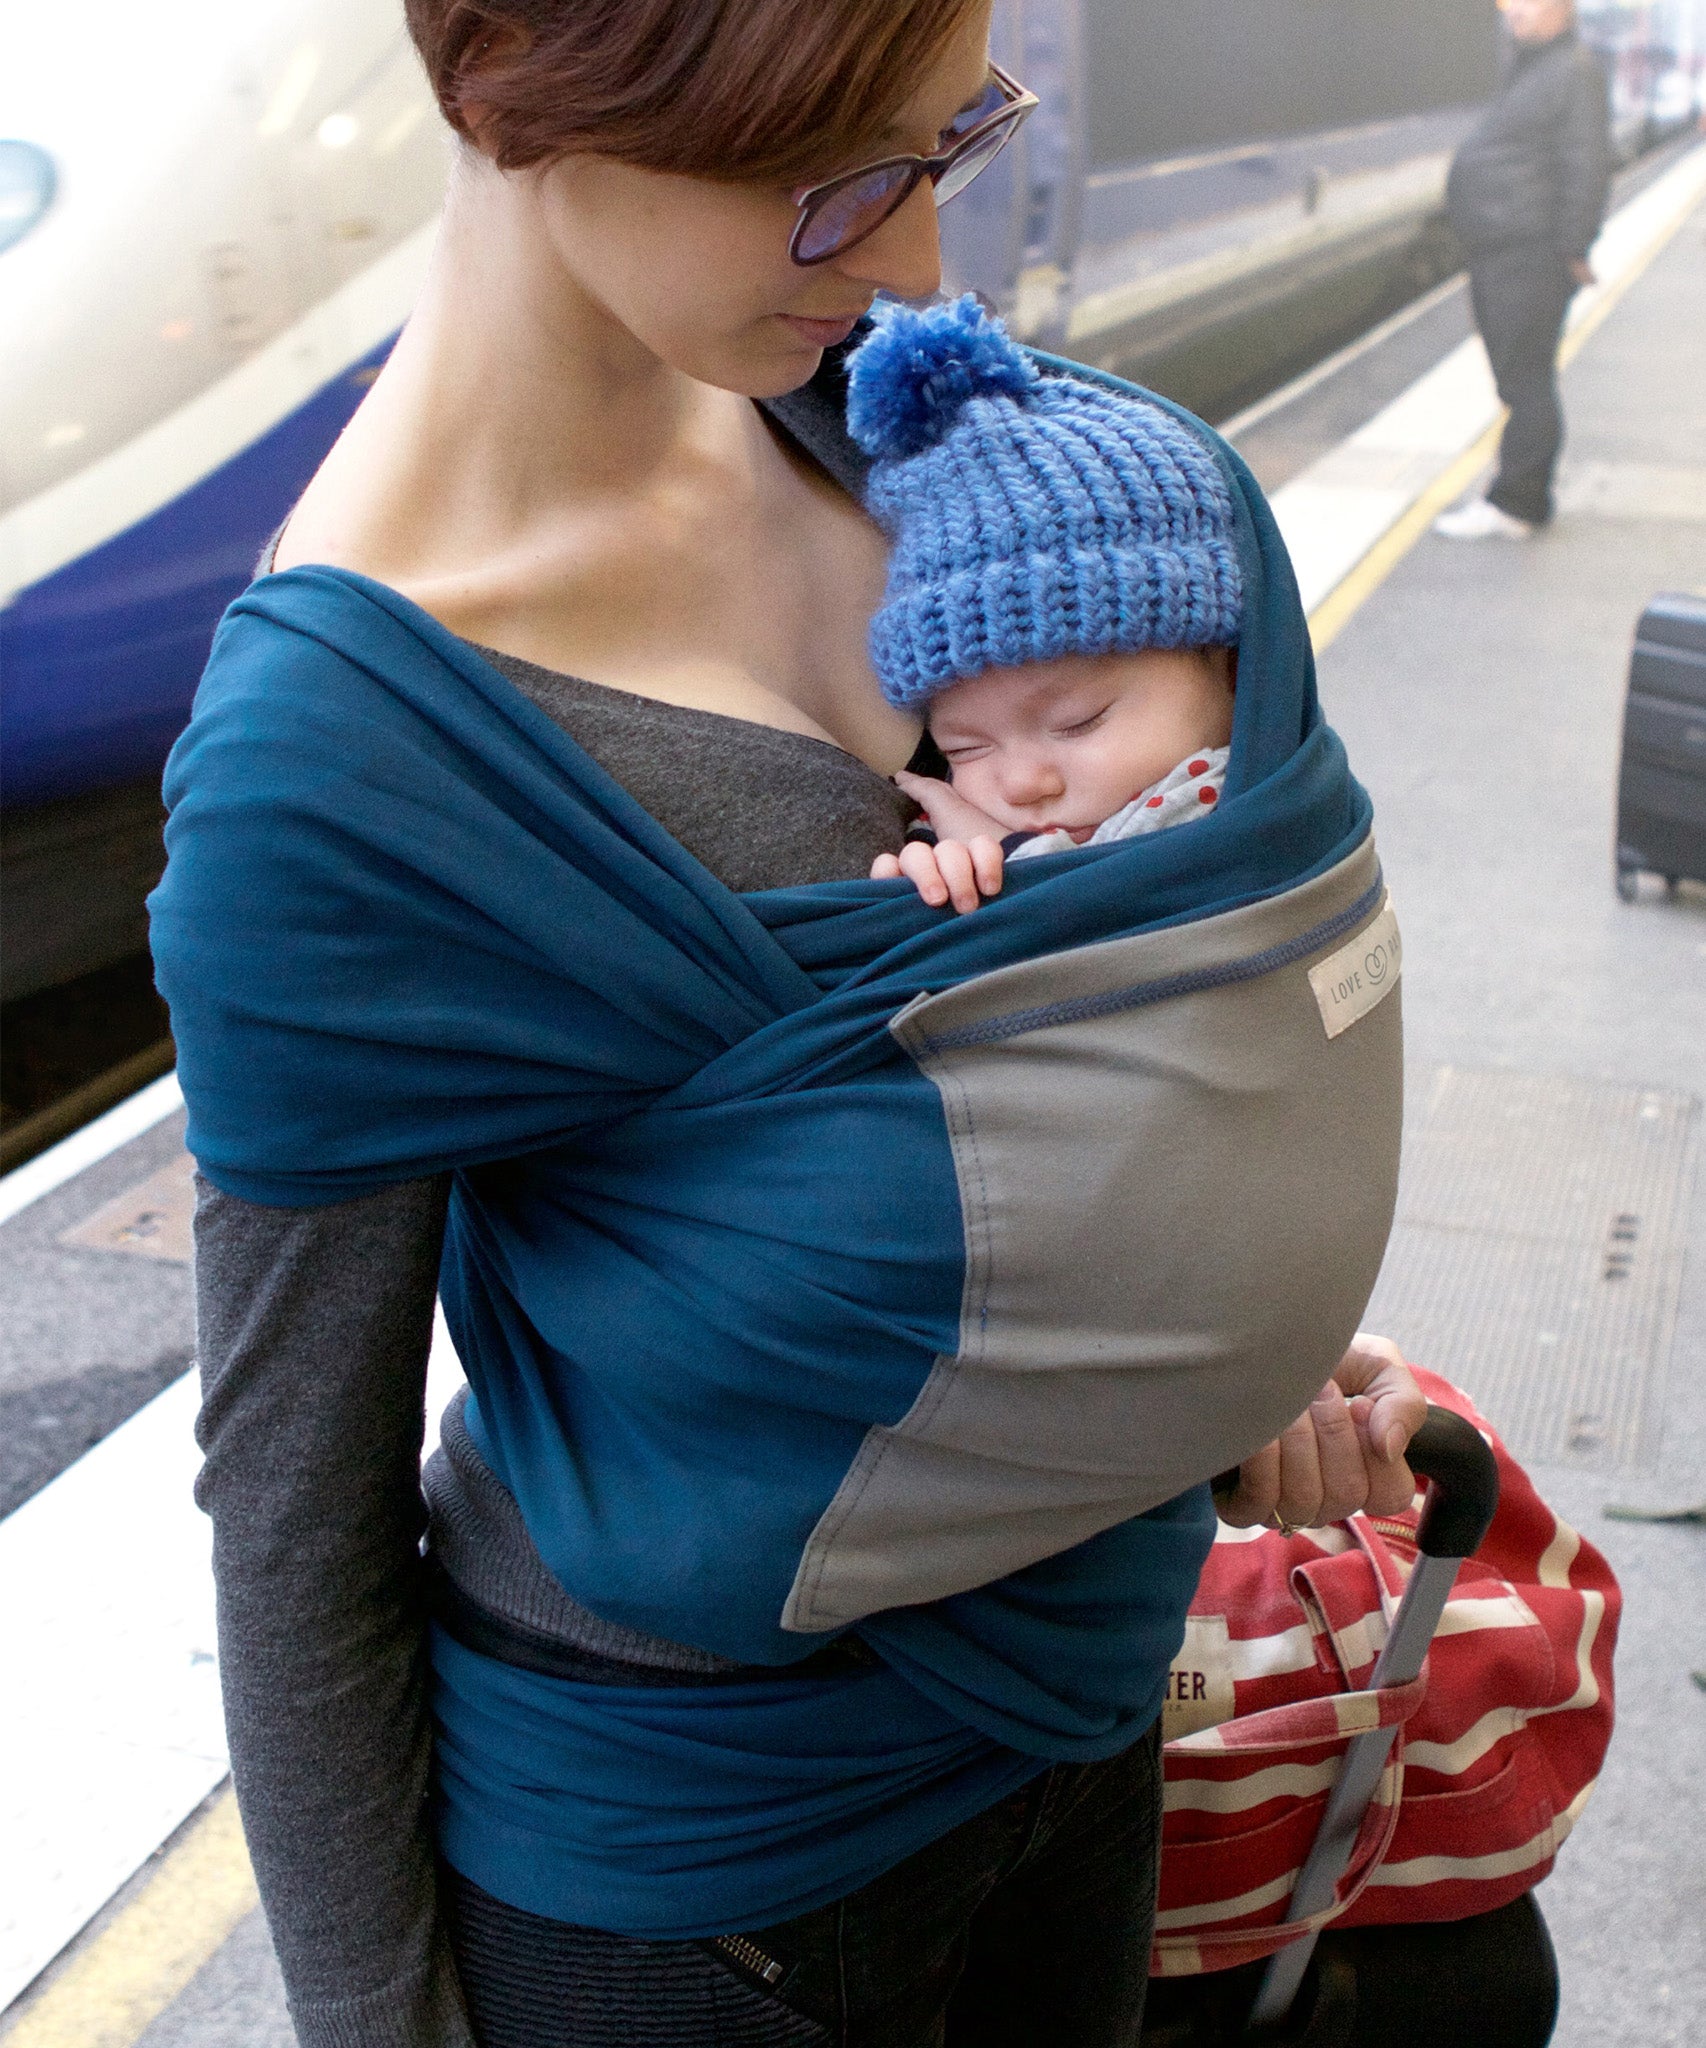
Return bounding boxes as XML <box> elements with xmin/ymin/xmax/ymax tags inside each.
<box><xmin>275</xmin><ymin>156</ymin><xmax>764</xmax><ymax>583</ymax></box>
<box><xmin>271</xmin><ymin>152</ymin><xmax>915</xmax><ymax>774</ymax></box>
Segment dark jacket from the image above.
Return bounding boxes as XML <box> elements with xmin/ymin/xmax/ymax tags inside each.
<box><xmin>1446</xmin><ymin>29</ymin><xmax>1611</xmax><ymax>263</ymax></box>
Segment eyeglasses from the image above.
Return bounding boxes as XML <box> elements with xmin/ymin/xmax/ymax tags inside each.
<box><xmin>789</xmin><ymin>63</ymin><xmax>1038</xmax><ymax>267</ymax></box>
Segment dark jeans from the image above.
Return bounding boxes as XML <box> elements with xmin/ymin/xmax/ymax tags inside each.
<box><xmin>444</xmin><ymin>1719</ymin><xmax>1164</xmax><ymax>2048</ymax></box>
<box><xmin>1469</xmin><ymin>244</ymin><xmax>1578</xmax><ymax>525</ymax></box>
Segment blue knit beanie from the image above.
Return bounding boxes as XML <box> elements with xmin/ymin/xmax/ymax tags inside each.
<box><xmin>846</xmin><ymin>295</ymin><xmax>1243</xmax><ymax>709</ymax></box>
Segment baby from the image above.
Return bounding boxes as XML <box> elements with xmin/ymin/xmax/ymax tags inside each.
<box><xmin>885</xmin><ymin>645</ymin><xmax>1234</xmax><ymax>910</ymax></box>
<box><xmin>843</xmin><ymin>296</ymin><xmax>1242</xmax><ymax>911</ymax></box>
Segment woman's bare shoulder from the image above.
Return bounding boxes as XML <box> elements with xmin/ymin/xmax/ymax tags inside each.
<box><xmin>267</xmin><ymin>362</ymin><xmax>913</xmax><ymax>769</ymax></box>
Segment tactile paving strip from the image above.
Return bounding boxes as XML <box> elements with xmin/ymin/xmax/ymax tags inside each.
<box><xmin>1362</xmin><ymin>1066</ymin><xmax>1700</xmax><ymax>1470</ymax></box>
<box><xmin>58</xmin><ymin>1150</ymin><xmax>195</xmax><ymax>1264</ymax></box>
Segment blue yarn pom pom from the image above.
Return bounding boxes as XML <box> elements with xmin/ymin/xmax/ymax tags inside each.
<box><xmin>846</xmin><ymin>295</ymin><xmax>1038</xmax><ymax>460</ymax></box>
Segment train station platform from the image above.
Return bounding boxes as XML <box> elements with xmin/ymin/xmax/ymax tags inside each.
<box><xmin>2</xmin><ymin>145</ymin><xmax>1703</xmax><ymax>2048</ymax></box>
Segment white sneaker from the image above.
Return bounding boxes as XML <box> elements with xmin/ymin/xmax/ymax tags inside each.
<box><xmin>1433</xmin><ymin>498</ymin><xmax>1535</xmax><ymax>541</ymax></box>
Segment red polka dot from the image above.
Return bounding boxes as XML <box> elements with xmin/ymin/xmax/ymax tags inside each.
<box><xmin>1146</xmin><ymin>794</ymin><xmax>1165</xmax><ymax>808</ymax></box>
<box><xmin>1188</xmin><ymin>758</ymin><xmax>1209</xmax><ymax>776</ymax></box>
<box><xmin>1198</xmin><ymin>786</ymin><xmax>1217</xmax><ymax>805</ymax></box>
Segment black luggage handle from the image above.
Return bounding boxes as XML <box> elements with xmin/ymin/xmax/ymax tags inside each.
<box><xmin>1405</xmin><ymin>1404</ymin><xmax>1500</xmax><ymax>1560</ymax></box>
<box><xmin>1244</xmin><ymin>1404</ymin><xmax>1501</xmax><ymax>2032</ymax></box>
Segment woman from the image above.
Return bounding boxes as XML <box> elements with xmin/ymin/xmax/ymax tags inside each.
<box><xmin>154</xmin><ymin>3</ymin><xmax>1426</xmax><ymax>2043</ymax></box>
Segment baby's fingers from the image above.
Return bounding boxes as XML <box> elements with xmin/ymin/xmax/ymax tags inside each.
<box><xmin>932</xmin><ymin>840</ymin><xmax>986</xmax><ymax>914</ymax></box>
<box><xmin>969</xmin><ymin>836</ymin><xmax>1005</xmax><ymax>901</ymax></box>
<box><xmin>897</xmin><ymin>842</ymin><xmax>951</xmax><ymax>907</ymax></box>
<box><xmin>890</xmin><ymin>839</ymin><xmax>1001</xmax><ymax>913</ymax></box>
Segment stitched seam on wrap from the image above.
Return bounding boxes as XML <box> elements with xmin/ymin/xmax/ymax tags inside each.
<box><xmin>788</xmin><ymin>1349</ymin><xmax>962</xmax><ymax>1625</ymax></box>
<box><xmin>915</xmin><ymin>875</ymin><xmax>1384</xmax><ymax>1054</ymax></box>
<box><xmin>946</xmin><ymin>1054</ymin><xmax>997</xmax><ymax>1360</ymax></box>
<box><xmin>786</xmin><ymin>849</ymin><xmax>1383</xmax><ymax>1629</ymax></box>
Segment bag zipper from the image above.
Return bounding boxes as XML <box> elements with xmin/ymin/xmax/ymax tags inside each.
<box><xmin>713</xmin><ymin>1933</ymin><xmax>786</xmax><ymax>1987</ymax></box>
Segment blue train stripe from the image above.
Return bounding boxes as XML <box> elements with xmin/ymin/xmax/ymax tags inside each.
<box><xmin>0</xmin><ymin>337</ymin><xmax>394</xmax><ymax>808</ymax></box>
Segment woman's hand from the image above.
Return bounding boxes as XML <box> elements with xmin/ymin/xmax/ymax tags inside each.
<box><xmin>871</xmin><ymin>837</ymin><xmax>1005</xmax><ymax>912</ymax></box>
<box><xmin>1217</xmin><ymin>1333</ymin><xmax>1427</xmax><ymax>1531</ymax></box>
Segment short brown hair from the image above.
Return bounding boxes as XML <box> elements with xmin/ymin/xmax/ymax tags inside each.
<box><xmin>405</xmin><ymin>0</ymin><xmax>987</xmax><ymax>181</ymax></box>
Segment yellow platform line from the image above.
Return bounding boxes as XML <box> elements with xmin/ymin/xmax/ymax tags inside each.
<box><xmin>1307</xmin><ymin>420</ymin><xmax>1504</xmax><ymax>653</ymax></box>
<box><xmin>1307</xmin><ymin>176</ymin><xmax>1703</xmax><ymax>652</ymax></box>
<box><xmin>1</xmin><ymin>1791</ymin><xmax>257</xmax><ymax>2048</ymax></box>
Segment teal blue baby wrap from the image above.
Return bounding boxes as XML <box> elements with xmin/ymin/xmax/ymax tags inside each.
<box><xmin>149</xmin><ymin>386</ymin><xmax>1400</xmax><ymax>1932</ymax></box>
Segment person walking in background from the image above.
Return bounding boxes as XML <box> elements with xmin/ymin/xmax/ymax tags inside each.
<box><xmin>1435</xmin><ymin>0</ymin><xmax>1610</xmax><ymax>540</ymax></box>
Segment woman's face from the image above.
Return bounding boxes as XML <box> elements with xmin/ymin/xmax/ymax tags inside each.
<box><xmin>1501</xmin><ymin>0</ymin><xmax>1575</xmax><ymax>43</ymax></box>
<box><xmin>521</xmin><ymin>0</ymin><xmax>996</xmax><ymax>396</ymax></box>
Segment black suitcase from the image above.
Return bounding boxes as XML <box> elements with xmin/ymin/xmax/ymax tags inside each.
<box><xmin>1615</xmin><ymin>590</ymin><xmax>1706</xmax><ymax>900</ymax></box>
<box><xmin>1140</xmin><ymin>1892</ymin><xmax>1559</xmax><ymax>2047</ymax></box>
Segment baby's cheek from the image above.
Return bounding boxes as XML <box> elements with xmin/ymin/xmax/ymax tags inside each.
<box><xmin>945</xmin><ymin>760</ymin><xmax>994</xmax><ymax>809</ymax></box>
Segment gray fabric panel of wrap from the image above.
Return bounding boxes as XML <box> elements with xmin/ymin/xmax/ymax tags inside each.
<box><xmin>782</xmin><ymin>837</ymin><xmax>1402</xmax><ymax>1633</ymax></box>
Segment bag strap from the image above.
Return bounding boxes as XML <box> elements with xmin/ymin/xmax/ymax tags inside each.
<box><xmin>1164</xmin><ymin>1668</ymin><xmax>1427</xmax><ymax>1755</ymax></box>
<box><xmin>1154</xmin><ymin>1516</ymin><xmax>1428</xmax><ymax>1973</ymax></box>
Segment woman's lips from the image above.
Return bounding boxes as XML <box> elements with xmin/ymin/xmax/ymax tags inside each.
<box><xmin>779</xmin><ymin>312</ymin><xmax>864</xmax><ymax>348</ymax></box>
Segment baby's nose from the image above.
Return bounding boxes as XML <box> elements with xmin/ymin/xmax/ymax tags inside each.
<box><xmin>1000</xmin><ymin>753</ymin><xmax>1066</xmax><ymax>805</ymax></box>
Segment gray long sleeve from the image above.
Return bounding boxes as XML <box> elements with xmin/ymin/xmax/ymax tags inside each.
<box><xmin>193</xmin><ymin>1173</ymin><xmax>476</xmax><ymax>2048</ymax></box>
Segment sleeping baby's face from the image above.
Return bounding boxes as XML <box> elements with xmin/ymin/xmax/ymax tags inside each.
<box><xmin>927</xmin><ymin>647</ymin><xmax>1235</xmax><ymax>842</ymax></box>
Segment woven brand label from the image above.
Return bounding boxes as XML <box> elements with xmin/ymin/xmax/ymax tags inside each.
<box><xmin>1308</xmin><ymin>895</ymin><xmax>1401</xmax><ymax>1040</ymax></box>
<box><xmin>1162</xmin><ymin>1613</ymin><xmax>1236</xmax><ymax>1740</ymax></box>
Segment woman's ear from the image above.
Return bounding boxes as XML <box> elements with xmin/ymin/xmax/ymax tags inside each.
<box><xmin>450</xmin><ymin>20</ymin><xmax>533</xmax><ymax>159</ymax></box>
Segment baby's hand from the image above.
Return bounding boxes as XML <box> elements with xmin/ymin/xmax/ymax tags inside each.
<box><xmin>871</xmin><ymin>837</ymin><xmax>1006</xmax><ymax>913</ymax></box>
<box><xmin>894</xmin><ymin>770</ymin><xmax>1008</xmax><ymax>842</ymax></box>
<box><xmin>873</xmin><ymin>770</ymin><xmax>1008</xmax><ymax>910</ymax></box>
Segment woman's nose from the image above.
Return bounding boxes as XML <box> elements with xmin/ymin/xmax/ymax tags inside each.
<box><xmin>834</xmin><ymin>179</ymin><xmax>943</xmax><ymax>304</ymax></box>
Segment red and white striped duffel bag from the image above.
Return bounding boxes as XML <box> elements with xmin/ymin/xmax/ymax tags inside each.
<box><xmin>1152</xmin><ymin>1366</ymin><xmax>1619</xmax><ymax>1977</ymax></box>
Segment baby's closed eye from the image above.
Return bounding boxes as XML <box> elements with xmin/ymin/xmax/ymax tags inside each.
<box><xmin>1052</xmin><ymin>704</ymin><xmax>1113</xmax><ymax>738</ymax></box>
